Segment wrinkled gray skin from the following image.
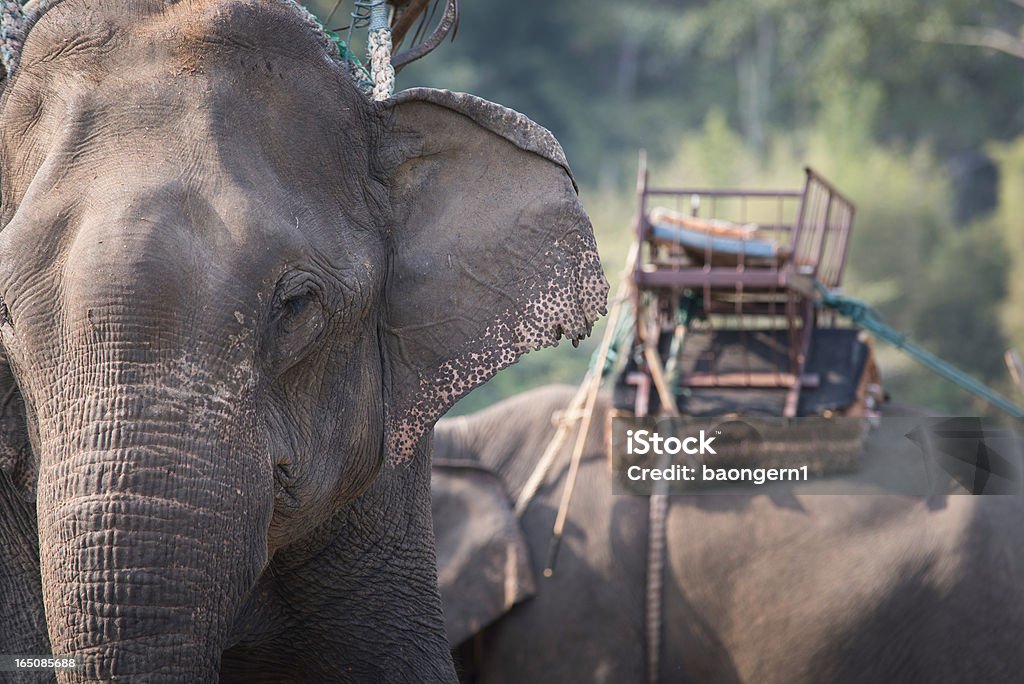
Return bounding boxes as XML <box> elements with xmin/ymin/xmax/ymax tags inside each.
<box><xmin>0</xmin><ymin>2</ymin><xmax>608</xmax><ymax>682</ymax></box>
<box><xmin>432</xmin><ymin>385</ymin><xmax>1024</xmax><ymax>683</ymax></box>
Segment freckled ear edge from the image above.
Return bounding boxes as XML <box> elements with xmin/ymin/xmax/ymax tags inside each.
<box><xmin>378</xmin><ymin>89</ymin><xmax>608</xmax><ymax>464</ymax></box>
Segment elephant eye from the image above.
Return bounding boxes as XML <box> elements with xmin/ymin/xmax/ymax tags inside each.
<box><xmin>266</xmin><ymin>281</ymin><xmax>328</xmax><ymax>373</ymax></box>
<box><xmin>281</xmin><ymin>294</ymin><xmax>312</xmax><ymax>328</ymax></box>
<box><xmin>276</xmin><ymin>294</ymin><xmax>323</xmax><ymax>342</ymax></box>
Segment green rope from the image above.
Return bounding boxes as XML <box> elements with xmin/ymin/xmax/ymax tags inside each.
<box><xmin>320</xmin><ymin>25</ymin><xmax>374</xmax><ymax>94</ymax></box>
<box><xmin>814</xmin><ymin>281</ymin><xmax>1024</xmax><ymax>419</ymax></box>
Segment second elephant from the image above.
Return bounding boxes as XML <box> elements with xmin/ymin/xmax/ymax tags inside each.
<box><xmin>432</xmin><ymin>385</ymin><xmax>1024</xmax><ymax>683</ymax></box>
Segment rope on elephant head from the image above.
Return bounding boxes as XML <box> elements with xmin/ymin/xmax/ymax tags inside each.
<box><xmin>350</xmin><ymin>0</ymin><xmax>395</xmax><ymax>100</ymax></box>
<box><xmin>1</xmin><ymin>1</ymin><xmax>81</xmax><ymax>76</ymax></box>
<box><xmin>367</xmin><ymin>22</ymin><xmax>394</xmax><ymax>100</ymax></box>
<box><xmin>289</xmin><ymin>1</ymin><xmax>377</xmax><ymax>95</ymax></box>
<box><xmin>1</xmin><ymin>0</ymin><xmax>31</xmax><ymax>75</ymax></box>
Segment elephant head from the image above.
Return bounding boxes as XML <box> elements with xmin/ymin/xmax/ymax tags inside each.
<box><xmin>0</xmin><ymin>0</ymin><xmax>607</xmax><ymax>680</ymax></box>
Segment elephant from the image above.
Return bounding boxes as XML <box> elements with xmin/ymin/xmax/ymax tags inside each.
<box><xmin>431</xmin><ymin>385</ymin><xmax>1024</xmax><ymax>683</ymax></box>
<box><xmin>0</xmin><ymin>1</ymin><xmax>608</xmax><ymax>682</ymax></box>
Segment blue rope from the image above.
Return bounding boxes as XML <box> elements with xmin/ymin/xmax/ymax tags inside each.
<box><xmin>368</xmin><ymin>0</ymin><xmax>389</xmax><ymax>31</ymax></box>
<box><xmin>814</xmin><ymin>281</ymin><xmax>1024</xmax><ymax>419</ymax></box>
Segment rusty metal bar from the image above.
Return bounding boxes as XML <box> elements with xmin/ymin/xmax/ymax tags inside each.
<box><xmin>782</xmin><ymin>298</ymin><xmax>816</xmax><ymax>416</ymax></box>
<box><xmin>631</xmin><ymin>158</ymin><xmax>856</xmax><ymax>408</ymax></box>
<box><xmin>832</xmin><ymin>204</ymin><xmax>855</xmax><ymax>287</ymax></box>
<box><xmin>810</xmin><ymin>191</ymin><xmax>834</xmax><ymax>279</ymax></box>
<box><xmin>789</xmin><ymin>169</ymin><xmax>813</xmax><ymax>259</ymax></box>
<box><xmin>681</xmin><ymin>372</ymin><xmax>820</xmax><ymax>388</ymax></box>
<box><xmin>645</xmin><ymin>188</ymin><xmax>802</xmax><ymax>198</ymax></box>
<box><xmin>804</xmin><ymin>166</ymin><xmax>855</xmax><ymax>208</ymax></box>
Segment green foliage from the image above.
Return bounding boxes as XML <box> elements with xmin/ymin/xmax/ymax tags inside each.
<box><xmin>909</xmin><ymin>217</ymin><xmax>1010</xmax><ymax>413</ymax></box>
<box><xmin>993</xmin><ymin>137</ymin><xmax>1024</xmax><ymax>352</ymax></box>
<box><xmin>364</xmin><ymin>0</ymin><xmax>1022</xmax><ymax>188</ymax></box>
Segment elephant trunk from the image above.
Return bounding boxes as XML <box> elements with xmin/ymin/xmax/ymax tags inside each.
<box><xmin>34</xmin><ymin>384</ymin><xmax>273</xmax><ymax>683</ymax></box>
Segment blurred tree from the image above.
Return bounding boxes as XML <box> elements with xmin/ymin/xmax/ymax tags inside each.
<box><xmin>307</xmin><ymin>1</ymin><xmax>1024</xmax><ymax>188</ymax></box>
<box><xmin>993</xmin><ymin>137</ymin><xmax>1024</xmax><ymax>353</ymax></box>
<box><xmin>922</xmin><ymin>0</ymin><xmax>1024</xmax><ymax>62</ymax></box>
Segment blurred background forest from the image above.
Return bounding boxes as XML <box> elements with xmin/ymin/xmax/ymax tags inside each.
<box><xmin>311</xmin><ymin>0</ymin><xmax>1024</xmax><ymax>415</ymax></box>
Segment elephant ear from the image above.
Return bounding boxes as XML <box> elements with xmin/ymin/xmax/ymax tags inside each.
<box><xmin>431</xmin><ymin>463</ymin><xmax>536</xmax><ymax>645</ymax></box>
<box><xmin>380</xmin><ymin>89</ymin><xmax>608</xmax><ymax>462</ymax></box>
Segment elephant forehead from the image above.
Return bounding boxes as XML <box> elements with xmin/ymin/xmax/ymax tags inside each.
<box><xmin>16</xmin><ymin>0</ymin><xmax>343</xmax><ymax>77</ymax></box>
<box><xmin>6</xmin><ymin>60</ymin><xmax>359</xmax><ymax>173</ymax></box>
<box><xmin>2</xmin><ymin>0</ymin><xmax>369</xmax><ymax>197</ymax></box>
<box><xmin>0</xmin><ymin>1</ymin><xmax>385</xmax><ymax>313</ymax></box>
